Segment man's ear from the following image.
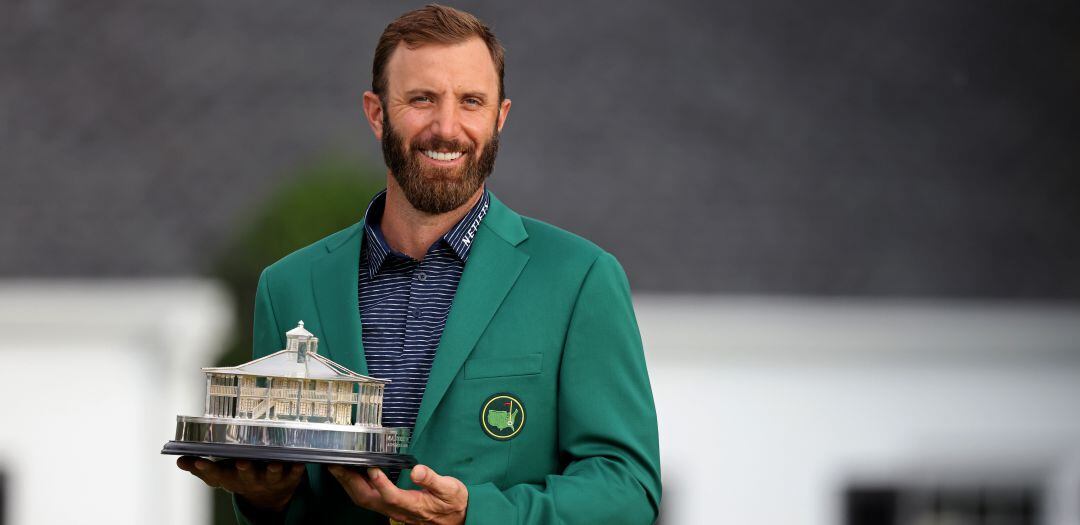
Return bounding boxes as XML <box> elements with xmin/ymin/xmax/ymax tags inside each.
<box><xmin>496</xmin><ymin>98</ymin><xmax>511</xmax><ymax>132</ymax></box>
<box><xmin>362</xmin><ymin>91</ymin><xmax>385</xmax><ymax>140</ymax></box>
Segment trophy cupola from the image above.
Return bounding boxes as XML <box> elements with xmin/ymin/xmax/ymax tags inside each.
<box><xmin>285</xmin><ymin>320</ymin><xmax>317</xmax><ymax>363</ymax></box>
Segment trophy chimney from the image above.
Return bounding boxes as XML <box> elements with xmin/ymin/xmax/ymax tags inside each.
<box><xmin>285</xmin><ymin>320</ymin><xmax>317</xmax><ymax>363</ymax></box>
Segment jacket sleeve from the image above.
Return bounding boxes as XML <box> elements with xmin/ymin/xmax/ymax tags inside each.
<box><xmin>464</xmin><ymin>251</ymin><xmax>663</xmax><ymax>524</ymax></box>
<box><xmin>233</xmin><ymin>269</ymin><xmax>317</xmax><ymax>525</ymax></box>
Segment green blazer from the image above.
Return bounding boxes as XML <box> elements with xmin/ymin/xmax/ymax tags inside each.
<box><xmin>235</xmin><ymin>194</ymin><xmax>661</xmax><ymax>524</ymax></box>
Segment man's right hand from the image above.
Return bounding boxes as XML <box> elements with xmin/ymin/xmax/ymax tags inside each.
<box><xmin>177</xmin><ymin>456</ymin><xmax>305</xmax><ymax>512</ymax></box>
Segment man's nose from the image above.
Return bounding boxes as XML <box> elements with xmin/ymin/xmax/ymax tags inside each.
<box><xmin>429</xmin><ymin>102</ymin><xmax>462</xmax><ymax>140</ymax></box>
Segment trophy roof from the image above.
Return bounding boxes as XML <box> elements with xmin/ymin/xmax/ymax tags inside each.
<box><xmin>203</xmin><ymin>349</ymin><xmax>387</xmax><ymax>383</ymax></box>
<box><xmin>285</xmin><ymin>320</ymin><xmax>314</xmax><ymax>338</ymax></box>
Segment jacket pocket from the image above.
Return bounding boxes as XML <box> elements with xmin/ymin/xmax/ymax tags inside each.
<box><xmin>464</xmin><ymin>353</ymin><xmax>543</xmax><ymax>380</ymax></box>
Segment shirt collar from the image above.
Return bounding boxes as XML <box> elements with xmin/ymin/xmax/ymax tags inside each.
<box><xmin>362</xmin><ymin>188</ymin><xmax>491</xmax><ymax>278</ymax></box>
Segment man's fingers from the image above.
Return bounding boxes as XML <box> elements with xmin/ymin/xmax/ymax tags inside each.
<box><xmin>176</xmin><ymin>457</ymin><xmax>304</xmax><ymax>512</ymax></box>
<box><xmin>177</xmin><ymin>457</ymin><xmax>224</xmax><ymax>488</ymax></box>
<box><xmin>410</xmin><ymin>464</ymin><xmax>461</xmax><ymax>502</ymax></box>
<box><xmin>367</xmin><ymin>468</ymin><xmax>408</xmax><ymax>507</ymax></box>
<box><xmin>235</xmin><ymin>460</ymin><xmax>258</xmax><ymax>485</ymax></box>
<box><xmin>176</xmin><ymin>456</ymin><xmax>198</xmax><ymax>472</ymax></box>
<box><xmin>176</xmin><ymin>457</ymin><xmax>211</xmax><ymax>482</ymax></box>
<box><xmin>286</xmin><ymin>463</ymin><xmax>305</xmax><ymax>484</ymax></box>
<box><xmin>265</xmin><ymin>462</ymin><xmax>283</xmax><ymax>484</ymax></box>
<box><xmin>329</xmin><ymin>466</ymin><xmax>382</xmax><ymax>509</ymax></box>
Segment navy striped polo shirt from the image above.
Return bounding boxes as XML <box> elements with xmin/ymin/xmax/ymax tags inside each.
<box><xmin>358</xmin><ymin>188</ymin><xmax>490</xmax><ymax>432</ymax></box>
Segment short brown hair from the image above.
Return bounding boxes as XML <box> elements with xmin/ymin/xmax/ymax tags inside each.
<box><xmin>372</xmin><ymin>4</ymin><xmax>506</xmax><ymax>101</ymax></box>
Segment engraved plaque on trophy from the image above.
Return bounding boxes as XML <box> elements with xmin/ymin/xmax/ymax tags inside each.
<box><xmin>162</xmin><ymin>321</ymin><xmax>417</xmax><ymax>468</ymax></box>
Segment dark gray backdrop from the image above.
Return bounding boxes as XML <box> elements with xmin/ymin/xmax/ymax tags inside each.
<box><xmin>3</xmin><ymin>0</ymin><xmax>1078</xmax><ymax>297</ymax></box>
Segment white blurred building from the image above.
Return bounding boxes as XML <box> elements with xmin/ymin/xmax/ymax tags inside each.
<box><xmin>2</xmin><ymin>284</ymin><xmax>1078</xmax><ymax>524</ymax></box>
<box><xmin>0</xmin><ymin>280</ymin><xmax>231</xmax><ymax>525</ymax></box>
<box><xmin>639</xmin><ymin>295</ymin><xmax>1080</xmax><ymax>525</ymax></box>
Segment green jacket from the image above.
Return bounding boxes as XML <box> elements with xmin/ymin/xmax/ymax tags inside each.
<box><xmin>235</xmin><ymin>194</ymin><xmax>661</xmax><ymax>524</ymax></box>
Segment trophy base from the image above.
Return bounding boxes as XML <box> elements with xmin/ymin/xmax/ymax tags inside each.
<box><xmin>164</xmin><ymin>415</ymin><xmax>416</xmax><ymax>468</ymax></box>
<box><xmin>162</xmin><ymin>441</ymin><xmax>417</xmax><ymax>468</ymax></box>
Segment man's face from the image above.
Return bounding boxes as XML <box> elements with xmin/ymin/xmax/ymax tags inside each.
<box><xmin>373</xmin><ymin>37</ymin><xmax>510</xmax><ymax>215</ymax></box>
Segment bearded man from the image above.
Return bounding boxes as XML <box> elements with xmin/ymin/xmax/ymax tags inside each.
<box><xmin>178</xmin><ymin>5</ymin><xmax>661</xmax><ymax>524</ymax></box>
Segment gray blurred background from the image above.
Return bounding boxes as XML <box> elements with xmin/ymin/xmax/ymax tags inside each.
<box><xmin>3</xmin><ymin>1</ymin><xmax>1080</xmax><ymax>525</ymax></box>
<box><xmin>4</xmin><ymin>0</ymin><xmax>1078</xmax><ymax>295</ymax></box>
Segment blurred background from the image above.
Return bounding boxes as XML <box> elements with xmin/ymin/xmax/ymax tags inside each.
<box><xmin>2</xmin><ymin>1</ymin><xmax>1079</xmax><ymax>524</ymax></box>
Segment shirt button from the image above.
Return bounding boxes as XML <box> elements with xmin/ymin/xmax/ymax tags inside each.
<box><xmin>409</xmin><ymin>308</ymin><xmax>419</xmax><ymax>319</ymax></box>
<box><xmin>416</xmin><ymin>272</ymin><xmax>427</xmax><ymax>281</ymax></box>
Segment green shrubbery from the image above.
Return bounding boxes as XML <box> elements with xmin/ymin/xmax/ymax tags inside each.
<box><xmin>213</xmin><ymin>156</ymin><xmax>384</xmax><ymax>369</ymax></box>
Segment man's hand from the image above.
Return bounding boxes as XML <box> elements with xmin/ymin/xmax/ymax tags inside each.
<box><xmin>176</xmin><ymin>456</ymin><xmax>304</xmax><ymax>512</ymax></box>
<box><xmin>328</xmin><ymin>464</ymin><xmax>468</xmax><ymax>525</ymax></box>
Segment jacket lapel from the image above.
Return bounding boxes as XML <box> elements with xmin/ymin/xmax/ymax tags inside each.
<box><xmin>311</xmin><ymin>222</ymin><xmax>369</xmax><ymax>376</ymax></box>
<box><xmin>410</xmin><ymin>195</ymin><xmax>529</xmax><ymax>447</ymax></box>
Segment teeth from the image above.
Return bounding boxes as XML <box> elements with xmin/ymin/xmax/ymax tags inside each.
<box><xmin>423</xmin><ymin>150</ymin><xmax>463</xmax><ymax>161</ymax></box>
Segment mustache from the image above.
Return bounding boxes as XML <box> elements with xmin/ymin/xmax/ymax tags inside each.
<box><xmin>409</xmin><ymin>137</ymin><xmax>475</xmax><ymax>154</ymax></box>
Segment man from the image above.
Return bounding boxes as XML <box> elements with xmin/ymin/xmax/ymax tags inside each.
<box><xmin>178</xmin><ymin>5</ymin><xmax>661</xmax><ymax>524</ymax></box>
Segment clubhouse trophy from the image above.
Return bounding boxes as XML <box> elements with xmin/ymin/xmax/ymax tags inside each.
<box><xmin>162</xmin><ymin>321</ymin><xmax>417</xmax><ymax>467</ymax></box>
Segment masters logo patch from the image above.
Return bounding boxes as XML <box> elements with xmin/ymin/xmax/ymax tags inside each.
<box><xmin>480</xmin><ymin>393</ymin><xmax>525</xmax><ymax>440</ymax></box>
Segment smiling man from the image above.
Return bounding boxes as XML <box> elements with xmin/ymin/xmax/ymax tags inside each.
<box><xmin>177</xmin><ymin>5</ymin><xmax>661</xmax><ymax>524</ymax></box>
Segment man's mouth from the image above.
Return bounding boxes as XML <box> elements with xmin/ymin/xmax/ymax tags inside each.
<box><xmin>421</xmin><ymin>150</ymin><xmax>464</xmax><ymax>162</ymax></box>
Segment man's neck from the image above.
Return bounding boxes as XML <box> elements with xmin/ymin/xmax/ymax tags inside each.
<box><xmin>380</xmin><ymin>175</ymin><xmax>484</xmax><ymax>261</ymax></box>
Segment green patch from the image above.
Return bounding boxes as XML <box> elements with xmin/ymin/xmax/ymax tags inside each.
<box><xmin>480</xmin><ymin>393</ymin><xmax>525</xmax><ymax>440</ymax></box>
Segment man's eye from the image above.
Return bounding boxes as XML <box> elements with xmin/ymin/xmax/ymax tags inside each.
<box><xmin>464</xmin><ymin>98</ymin><xmax>482</xmax><ymax>106</ymax></box>
<box><xmin>412</xmin><ymin>96</ymin><xmax>432</xmax><ymax>104</ymax></box>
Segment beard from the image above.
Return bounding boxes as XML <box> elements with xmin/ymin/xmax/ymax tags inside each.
<box><xmin>381</xmin><ymin>114</ymin><xmax>500</xmax><ymax>215</ymax></box>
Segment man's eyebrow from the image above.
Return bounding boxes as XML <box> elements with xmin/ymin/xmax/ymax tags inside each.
<box><xmin>400</xmin><ymin>88</ymin><xmax>491</xmax><ymax>102</ymax></box>
<box><xmin>460</xmin><ymin>91</ymin><xmax>489</xmax><ymax>102</ymax></box>
<box><xmin>403</xmin><ymin>89</ymin><xmax>438</xmax><ymax>98</ymax></box>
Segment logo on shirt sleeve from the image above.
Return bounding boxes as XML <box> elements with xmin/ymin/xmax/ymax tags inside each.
<box><xmin>480</xmin><ymin>393</ymin><xmax>525</xmax><ymax>440</ymax></box>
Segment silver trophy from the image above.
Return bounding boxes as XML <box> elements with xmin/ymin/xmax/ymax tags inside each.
<box><xmin>162</xmin><ymin>321</ymin><xmax>417</xmax><ymax>468</ymax></box>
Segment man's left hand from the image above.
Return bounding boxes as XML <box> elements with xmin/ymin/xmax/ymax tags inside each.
<box><xmin>328</xmin><ymin>464</ymin><xmax>468</xmax><ymax>525</ymax></box>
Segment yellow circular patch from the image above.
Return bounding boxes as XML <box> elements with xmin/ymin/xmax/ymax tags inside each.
<box><xmin>480</xmin><ymin>393</ymin><xmax>525</xmax><ymax>441</ymax></box>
